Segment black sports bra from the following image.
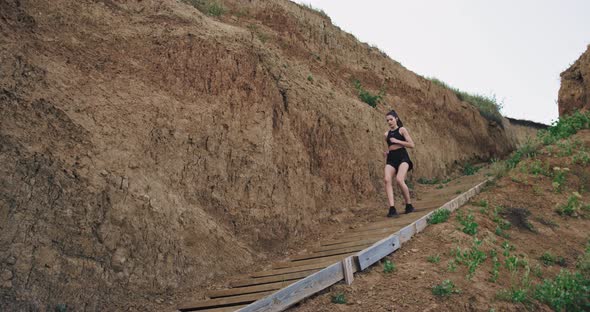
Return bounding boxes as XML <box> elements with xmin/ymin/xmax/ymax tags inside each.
<box><xmin>386</xmin><ymin>128</ymin><xmax>406</xmax><ymax>147</ymax></box>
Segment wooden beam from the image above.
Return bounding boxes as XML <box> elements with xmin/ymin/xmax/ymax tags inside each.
<box><xmin>178</xmin><ymin>291</ymin><xmax>273</xmax><ymax>311</ymax></box>
<box><xmin>207</xmin><ymin>281</ymin><xmax>293</xmax><ymax>299</ymax></box>
<box><xmin>313</xmin><ymin>238</ymin><xmax>379</xmax><ymax>252</ymax></box>
<box><xmin>271</xmin><ymin>252</ymin><xmax>357</xmax><ymax>269</ymax></box>
<box><xmin>250</xmin><ymin>259</ymin><xmax>336</xmax><ymax>278</ymax></box>
<box><xmin>290</xmin><ymin>243</ymin><xmax>372</xmax><ymax>261</ymax></box>
<box><xmin>230</xmin><ymin>271</ymin><xmax>314</xmax><ymax>288</ymax></box>
<box><xmin>356</xmin><ymin>234</ymin><xmax>400</xmax><ymax>271</ymax></box>
<box><xmin>342</xmin><ymin>257</ymin><xmax>354</xmax><ymax>285</ymax></box>
<box><xmin>236</xmin><ymin>262</ymin><xmax>346</xmax><ymax>312</ymax></box>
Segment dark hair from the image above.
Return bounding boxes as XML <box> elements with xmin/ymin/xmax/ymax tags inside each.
<box><xmin>386</xmin><ymin>110</ymin><xmax>404</xmax><ymax>128</ymax></box>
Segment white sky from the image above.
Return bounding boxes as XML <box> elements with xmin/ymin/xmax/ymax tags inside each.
<box><xmin>293</xmin><ymin>0</ymin><xmax>590</xmax><ymax>124</ymax></box>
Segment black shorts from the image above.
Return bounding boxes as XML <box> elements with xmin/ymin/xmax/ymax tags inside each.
<box><xmin>386</xmin><ymin>148</ymin><xmax>413</xmax><ymax>171</ymax></box>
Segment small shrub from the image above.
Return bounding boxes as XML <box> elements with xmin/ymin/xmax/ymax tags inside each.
<box><xmin>540</xmin><ymin>252</ymin><xmax>566</xmax><ymax>267</ymax></box>
<box><xmin>463</xmin><ymin>163</ymin><xmax>480</xmax><ymax>175</ymax></box>
<box><xmin>573</xmin><ymin>151</ymin><xmax>590</xmax><ymax>165</ymax></box>
<box><xmin>418</xmin><ymin>177</ymin><xmax>440</xmax><ymax>184</ymax></box>
<box><xmin>307</xmin><ymin>75</ymin><xmax>313</xmax><ymax>82</ymax></box>
<box><xmin>428</xmin><ymin>209</ymin><xmax>451</xmax><ymax>224</ymax></box>
<box><xmin>383</xmin><ymin>259</ymin><xmax>396</xmax><ymax>273</ymax></box>
<box><xmin>353</xmin><ymin>80</ymin><xmax>383</xmax><ymax>108</ymax></box>
<box><xmin>552</xmin><ymin>168</ymin><xmax>568</xmax><ymax>193</ymax></box>
<box><xmin>331</xmin><ymin>292</ymin><xmax>347</xmax><ymax>304</ymax></box>
<box><xmin>556</xmin><ymin>195</ymin><xmax>580</xmax><ymax>216</ymax></box>
<box><xmin>534</xmin><ymin>270</ymin><xmax>590</xmax><ymax>311</ymax></box>
<box><xmin>432</xmin><ymin>280</ymin><xmax>461</xmax><ymax>297</ymax></box>
<box><xmin>428</xmin><ymin>254</ymin><xmax>441</xmax><ymax>264</ymax></box>
<box><xmin>436</xmin><ymin>184</ymin><xmax>444</xmax><ymax>189</ymax></box>
<box><xmin>457</xmin><ymin>212</ymin><xmax>478</xmax><ymax>235</ymax></box>
<box><xmin>182</xmin><ymin>0</ymin><xmax>225</xmax><ymax>17</ymax></box>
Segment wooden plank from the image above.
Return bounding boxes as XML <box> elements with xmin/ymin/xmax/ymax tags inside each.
<box><xmin>236</xmin><ymin>262</ymin><xmax>346</xmax><ymax>312</ymax></box>
<box><xmin>178</xmin><ymin>291</ymin><xmax>274</xmax><ymax>311</ymax></box>
<box><xmin>342</xmin><ymin>256</ymin><xmax>354</xmax><ymax>285</ymax></box>
<box><xmin>290</xmin><ymin>243</ymin><xmax>372</xmax><ymax>261</ymax></box>
<box><xmin>313</xmin><ymin>239</ymin><xmax>379</xmax><ymax>253</ymax></box>
<box><xmin>356</xmin><ymin>234</ymin><xmax>400</xmax><ymax>271</ymax></box>
<box><xmin>399</xmin><ymin>224</ymin><xmax>416</xmax><ymax>244</ymax></box>
<box><xmin>271</xmin><ymin>252</ymin><xmax>357</xmax><ymax>269</ymax></box>
<box><xmin>415</xmin><ymin>216</ymin><xmax>428</xmax><ymax>233</ymax></box>
<box><xmin>230</xmin><ymin>271</ymin><xmax>314</xmax><ymax>288</ymax></box>
<box><xmin>190</xmin><ymin>305</ymin><xmax>249</xmax><ymax>312</ymax></box>
<box><xmin>250</xmin><ymin>259</ymin><xmax>336</xmax><ymax>278</ymax></box>
<box><xmin>207</xmin><ymin>281</ymin><xmax>293</xmax><ymax>299</ymax></box>
<box><xmin>321</xmin><ymin>232</ymin><xmax>389</xmax><ymax>246</ymax></box>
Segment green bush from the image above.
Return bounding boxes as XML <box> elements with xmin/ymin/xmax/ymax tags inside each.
<box><xmin>432</xmin><ymin>279</ymin><xmax>461</xmax><ymax>297</ymax></box>
<box><xmin>462</xmin><ymin>163</ymin><xmax>480</xmax><ymax>176</ymax></box>
<box><xmin>383</xmin><ymin>259</ymin><xmax>396</xmax><ymax>273</ymax></box>
<box><xmin>353</xmin><ymin>80</ymin><xmax>384</xmax><ymax>108</ymax></box>
<box><xmin>534</xmin><ymin>270</ymin><xmax>590</xmax><ymax>311</ymax></box>
<box><xmin>417</xmin><ymin>177</ymin><xmax>440</xmax><ymax>184</ymax></box>
<box><xmin>182</xmin><ymin>0</ymin><xmax>225</xmax><ymax>17</ymax></box>
<box><xmin>428</xmin><ymin>209</ymin><xmax>451</xmax><ymax>224</ymax></box>
<box><xmin>457</xmin><ymin>212</ymin><xmax>478</xmax><ymax>235</ymax></box>
<box><xmin>331</xmin><ymin>292</ymin><xmax>346</xmax><ymax>304</ymax></box>
<box><xmin>538</xmin><ymin>111</ymin><xmax>590</xmax><ymax>145</ymax></box>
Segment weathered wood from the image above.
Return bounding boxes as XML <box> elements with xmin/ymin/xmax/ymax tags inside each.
<box><xmin>230</xmin><ymin>271</ymin><xmax>314</xmax><ymax>288</ymax></box>
<box><xmin>272</xmin><ymin>252</ymin><xmax>356</xmax><ymax>269</ymax></box>
<box><xmin>312</xmin><ymin>239</ymin><xmax>379</xmax><ymax>253</ymax></box>
<box><xmin>356</xmin><ymin>234</ymin><xmax>400</xmax><ymax>271</ymax></box>
<box><xmin>207</xmin><ymin>281</ymin><xmax>293</xmax><ymax>299</ymax></box>
<box><xmin>415</xmin><ymin>217</ymin><xmax>428</xmax><ymax>233</ymax></box>
<box><xmin>185</xmin><ymin>304</ymin><xmax>248</xmax><ymax>312</ymax></box>
<box><xmin>236</xmin><ymin>262</ymin><xmax>345</xmax><ymax>312</ymax></box>
<box><xmin>178</xmin><ymin>291</ymin><xmax>274</xmax><ymax>311</ymax></box>
<box><xmin>342</xmin><ymin>256</ymin><xmax>354</xmax><ymax>285</ymax></box>
<box><xmin>290</xmin><ymin>243</ymin><xmax>372</xmax><ymax>261</ymax></box>
<box><xmin>321</xmin><ymin>232</ymin><xmax>389</xmax><ymax>246</ymax></box>
<box><xmin>250</xmin><ymin>260</ymin><xmax>335</xmax><ymax>278</ymax></box>
<box><xmin>399</xmin><ymin>224</ymin><xmax>416</xmax><ymax>244</ymax></box>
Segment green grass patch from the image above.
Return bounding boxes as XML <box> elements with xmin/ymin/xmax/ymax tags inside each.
<box><xmin>533</xmin><ymin>270</ymin><xmax>590</xmax><ymax>311</ymax></box>
<box><xmin>432</xmin><ymin>279</ymin><xmax>461</xmax><ymax>297</ymax></box>
<box><xmin>427</xmin><ymin>254</ymin><xmax>441</xmax><ymax>264</ymax></box>
<box><xmin>457</xmin><ymin>212</ymin><xmax>478</xmax><ymax>235</ymax></box>
<box><xmin>353</xmin><ymin>80</ymin><xmax>383</xmax><ymax>108</ymax></box>
<box><xmin>331</xmin><ymin>292</ymin><xmax>347</xmax><ymax>304</ymax></box>
<box><xmin>383</xmin><ymin>259</ymin><xmax>396</xmax><ymax>273</ymax></box>
<box><xmin>182</xmin><ymin>0</ymin><xmax>225</xmax><ymax>16</ymax></box>
<box><xmin>428</xmin><ymin>209</ymin><xmax>451</xmax><ymax>224</ymax></box>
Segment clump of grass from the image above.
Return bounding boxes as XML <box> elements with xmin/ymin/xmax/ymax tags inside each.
<box><xmin>383</xmin><ymin>259</ymin><xmax>396</xmax><ymax>273</ymax></box>
<box><xmin>331</xmin><ymin>292</ymin><xmax>347</xmax><ymax>304</ymax></box>
<box><xmin>533</xmin><ymin>270</ymin><xmax>590</xmax><ymax>311</ymax></box>
<box><xmin>427</xmin><ymin>254</ymin><xmax>441</xmax><ymax>264</ymax></box>
<box><xmin>353</xmin><ymin>79</ymin><xmax>383</xmax><ymax>108</ymax></box>
<box><xmin>540</xmin><ymin>252</ymin><xmax>566</xmax><ymax>267</ymax></box>
<box><xmin>573</xmin><ymin>151</ymin><xmax>590</xmax><ymax>165</ymax></box>
<box><xmin>462</xmin><ymin>163</ymin><xmax>480</xmax><ymax>176</ymax></box>
<box><xmin>432</xmin><ymin>279</ymin><xmax>461</xmax><ymax>297</ymax></box>
<box><xmin>428</xmin><ymin>209</ymin><xmax>451</xmax><ymax>224</ymax></box>
<box><xmin>538</xmin><ymin>110</ymin><xmax>590</xmax><ymax>145</ymax></box>
<box><xmin>552</xmin><ymin>167</ymin><xmax>568</xmax><ymax>193</ymax></box>
<box><xmin>452</xmin><ymin>238</ymin><xmax>487</xmax><ymax>279</ymax></box>
<box><xmin>457</xmin><ymin>211</ymin><xmax>478</xmax><ymax>235</ymax></box>
<box><xmin>489</xmin><ymin>249</ymin><xmax>501</xmax><ymax>282</ymax></box>
<box><xmin>556</xmin><ymin>194</ymin><xmax>581</xmax><ymax>216</ymax></box>
<box><xmin>307</xmin><ymin>75</ymin><xmax>313</xmax><ymax>82</ymax></box>
<box><xmin>418</xmin><ymin>177</ymin><xmax>440</xmax><ymax>184</ymax></box>
<box><xmin>182</xmin><ymin>0</ymin><xmax>225</xmax><ymax>17</ymax></box>
<box><xmin>428</xmin><ymin>77</ymin><xmax>504</xmax><ymax>126</ymax></box>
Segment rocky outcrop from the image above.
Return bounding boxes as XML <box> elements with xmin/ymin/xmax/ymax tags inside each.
<box><xmin>559</xmin><ymin>45</ymin><xmax>590</xmax><ymax>116</ymax></box>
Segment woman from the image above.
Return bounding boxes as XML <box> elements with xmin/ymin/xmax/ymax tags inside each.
<box><xmin>383</xmin><ymin>110</ymin><xmax>415</xmax><ymax>217</ymax></box>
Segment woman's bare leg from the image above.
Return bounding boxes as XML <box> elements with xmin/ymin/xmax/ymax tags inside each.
<box><xmin>395</xmin><ymin>163</ymin><xmax>411</xmax><ymax>205</ymax></box>
<box><xmin>384</xmin><ymin>165</ymin><xmax>396</xmax><ymax>207</ymax></box>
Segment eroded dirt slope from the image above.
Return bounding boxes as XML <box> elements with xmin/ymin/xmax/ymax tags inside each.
<box><xmin>559</xmin><ymin>45</ymin><xmax>590</xmax><ymax>116</ymax></box>
<box><xmin>1</xmin><ymin>0</ymin><xmax>526</xmax><ymax>310</ymax></box>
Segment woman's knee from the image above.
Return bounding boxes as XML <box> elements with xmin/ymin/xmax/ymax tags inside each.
<box><xmin>396</xmin><ymin>176</ymin><xmax>406</xmax><ymax>185</ymax></box>
<box><xmin>384</xmin><ymin>176</ymin><xmax>393</xmax><ymax>184</ymax></box>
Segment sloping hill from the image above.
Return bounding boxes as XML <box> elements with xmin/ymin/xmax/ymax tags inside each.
<box><xmin>0</xmin><ymin>0</ymin><xmax>530</xmax><ymax>310</ymax></box>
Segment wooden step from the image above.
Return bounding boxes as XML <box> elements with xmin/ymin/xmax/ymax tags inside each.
<box><xmin>289</xmin><ymin>243</ymin><xmax>372</xmax><ymax>261</ymax></box>
<box><xmin>207</xmin><ymin>281</ymin><xmax>293</xmax><ymax>299</ymax></box>
<box><xmin>250</xmin><ymin>260</ymin><xmax>335</xmax><ymax>278</ymax></box>
<box><xmin>313</xmin><ymin>238</ymin><xmax>379</xmax><ymax>252</ymax></box>
<box><xmin>271</xmin><ymin>252</ymin><xmax>356</xmax><ymax>269</ymax></box>
<box><xmin>321</xmin><ymin>232</ymin><xmax>389</xmax><ymax>246</ymax></box>
<box><xmin>230</xmin><ymin>270</ymin><xmax>315</xmax><ymax>288</ymax></box>
<box><xmin>178</xmin><ymin>291</ymin><xmax>273</xmax><ymax>311</ymax></box>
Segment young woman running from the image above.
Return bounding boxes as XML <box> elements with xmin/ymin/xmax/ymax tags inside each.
<box><xmin>383</xmin><ymin>110</ymin><xmax>415</xmax><ymax>217</ymax></box>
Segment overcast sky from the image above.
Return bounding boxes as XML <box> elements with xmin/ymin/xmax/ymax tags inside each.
<box><xmin>293</xmin><ymin>0</ymin><xmax>589</xmax><ymax>124</ymax></box>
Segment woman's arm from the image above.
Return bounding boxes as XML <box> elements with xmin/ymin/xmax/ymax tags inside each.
<box><xmin>389</xmin><ymin>127</ymin><xmax>415</xmax><ymax>148</ymax></box>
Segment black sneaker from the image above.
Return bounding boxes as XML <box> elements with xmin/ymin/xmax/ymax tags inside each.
<box><xmin>387</xmin><ymin>206</ymin><xmax>399</xmax><ymax>218</ymax></box>
<box><xmin>405</xmin><ymin>204</ymin><xmax>415</xmax><ymax>214</ymax></box>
